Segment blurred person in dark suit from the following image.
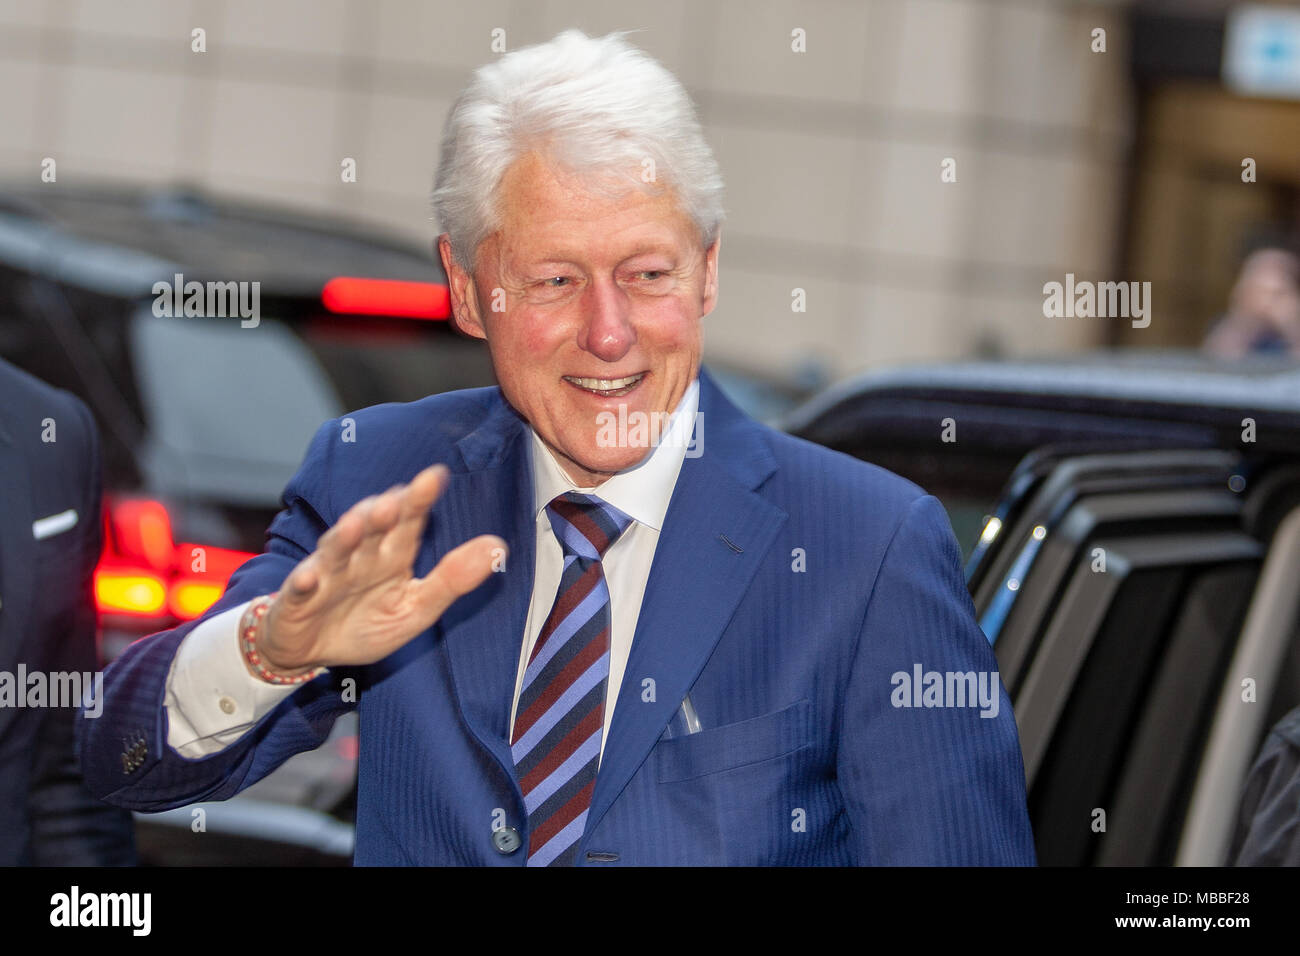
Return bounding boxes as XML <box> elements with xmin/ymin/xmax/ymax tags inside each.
<box><xmin>1203</xmin><ymin>247</ymin><xmax>1300</xmax><ymax>359</ymax></box>
<box><xmin>1231</xmin><ymin>704</ymin><xmax>1300</xmax><ymax>866</ymax></box>
<box><xmin>0</xmin><ymin>356</ymin><xmax>135</xmax><ymax>864</ymax></box>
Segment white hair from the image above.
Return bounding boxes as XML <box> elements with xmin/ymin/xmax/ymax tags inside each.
<box><xmin>432</xmin><ymin>29</ymin><xmax>724</xmax><ymax>269</ymax></box>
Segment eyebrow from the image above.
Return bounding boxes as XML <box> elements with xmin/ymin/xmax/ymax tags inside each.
<box><xmin>518</xmin><ymin>242</ymin><xmax>681</xmax><ymax>267</ymax></box>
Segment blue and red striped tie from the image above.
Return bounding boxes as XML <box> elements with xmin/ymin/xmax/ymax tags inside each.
<box><xmin>511</xmin><ymin>492</ymin><xmax>632</xmax><ymax>866</ymax></box>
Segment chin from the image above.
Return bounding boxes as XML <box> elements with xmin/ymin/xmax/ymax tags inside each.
<box><xmin>565</xmin><ymin>444</ymin><xmax>652</xmax><ymax>480</ymax></box>
<box><xmin>589</xmin><ymin>449</ymin><xmax>649</xmax><ymax>474</ymax></box>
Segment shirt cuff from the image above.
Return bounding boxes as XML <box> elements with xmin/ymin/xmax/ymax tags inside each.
<box><xmin>164</xmin><ymin>599</ymin><xmax>304</xmax><ymax>758</ymax></box>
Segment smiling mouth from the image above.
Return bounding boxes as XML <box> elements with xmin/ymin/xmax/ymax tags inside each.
<box><xmin>562</xmin><ymin>372</ymin><xmax>646</xmax><ymax>397</ymax></box>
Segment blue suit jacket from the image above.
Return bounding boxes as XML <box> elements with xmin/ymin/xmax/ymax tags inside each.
<box><xmin>78</xmin><ymin>368</ymin><xmax>1035</xmax><ymax>865</ymax></box>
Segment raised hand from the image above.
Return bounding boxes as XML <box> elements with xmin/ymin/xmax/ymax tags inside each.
<box><xmin>250</xmin><ymin>464</ymin><xmax>504</xmax><ymax>677</ymax></box>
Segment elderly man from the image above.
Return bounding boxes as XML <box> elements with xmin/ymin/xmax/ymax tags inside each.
<box><xmin>79</xmin><ymin>30</ymin><xmax>1035</xmax><ymax>866</ymax></box>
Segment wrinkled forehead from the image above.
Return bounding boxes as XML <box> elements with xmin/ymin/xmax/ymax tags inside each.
<box><xmin>498</xmin><ymin>150</ymin><xmax>672</xmax><ymax>215</ymax></box>
<box><xmin>488</xmin><ymin>151</ymin><xmax>696</xmax><ymax>253</ymax></box>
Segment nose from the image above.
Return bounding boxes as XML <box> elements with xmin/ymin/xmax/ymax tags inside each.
<box><xmin>577</xmin><ymin>276</ymin><xmax>635</xmax><ymax>362</ymax></box>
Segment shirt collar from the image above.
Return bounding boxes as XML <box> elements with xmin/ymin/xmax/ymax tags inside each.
<box><xmin>529</xmin><ymin>377</ymin><xmax>699</xmax><ymax>532</ymax></box>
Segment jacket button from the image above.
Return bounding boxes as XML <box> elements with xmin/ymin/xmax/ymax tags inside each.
<box><xmin>492</xmin><ymin>827</ymin><xmax>522</xmax><ymax>855</ymax></box>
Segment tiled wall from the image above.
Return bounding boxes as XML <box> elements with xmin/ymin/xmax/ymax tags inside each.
<box><xmin>0</xmin><ymin>0</ymin><xmax>1134</xmax><ymax>382</ymax></box>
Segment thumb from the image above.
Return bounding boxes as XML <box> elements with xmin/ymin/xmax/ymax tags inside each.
<box><xmin>407</xmin><ymin>534</ymin><xmax>507</xmax><ymax>627</ymax></box>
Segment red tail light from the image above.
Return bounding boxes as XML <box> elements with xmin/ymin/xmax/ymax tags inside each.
<box><xmin>321</xmin><ymin>277</ymin><xmax>450</xmax><ymax>319</ymax></box>
<box><xmin>94</xmin><ymin>571</ymin><xmax>167</xmax><ymax>617</ymax></box>
<box><xmin>96</xmin><ymin>497</ymin><xmax>257</xmax><ymax>622</ymax></box>
<box><xmin>109</xmin><ymin>499</ymin><xmax>174</xmax><ymax>569</ymax></box>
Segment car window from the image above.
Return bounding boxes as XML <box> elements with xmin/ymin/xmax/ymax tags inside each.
<box><xmin>1023</xmin><ymin>535</ymin><xmax>1260</xmax><ymax>865</ymax></box>
<box><xmin>300</xmin><ymin>317</ymin><xmax>496</xmax><ymax>410</ymax></box>
<box><xmin>1096</xmin><ymin>562</ymin><xmax>1258</xmax><ymax>864</ymax></box>
<box><xmin>130</xmin><ymin>308</ymin><xmax>345</xmax><ymax>506</ymax></box>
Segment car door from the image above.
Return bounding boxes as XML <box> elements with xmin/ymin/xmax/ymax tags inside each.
<box><xmin>1177</xmin><ymin>463</ymin><xmax>1300</xmax><ymax>865</ymax></box>
<box><xmin>973</xmin><ymin>450</ymin><xmax>1243</xmax><ymax>688</ymax></box>
<box><xmin>973</xmin><ymin>448</ymin><xmax>1268</xmax><ymax>865</ymax></box>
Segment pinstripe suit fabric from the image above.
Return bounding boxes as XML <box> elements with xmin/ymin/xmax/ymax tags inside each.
<box><xmin>77</xmin><ymin>368</ymin><xmax>1036</xmax><ymax>865</ymax></box>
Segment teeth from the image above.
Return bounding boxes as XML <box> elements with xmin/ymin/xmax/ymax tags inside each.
<box><xmin>564</xmin><ymin>374</ymin><xmax>644</xmax><ymax>391</ymax></box>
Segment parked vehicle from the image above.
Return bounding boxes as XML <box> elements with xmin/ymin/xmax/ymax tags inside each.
<box><xmin>785</xmin><ymin>350</ymin><xmax>1300</xmax><ymax>865</ymax></box>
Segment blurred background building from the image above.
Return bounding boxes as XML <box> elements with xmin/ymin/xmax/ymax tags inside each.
<box><xmin>2</xmin><ymin>0</ymin><xmax>1299</xmax><ymax>381</ymax></box>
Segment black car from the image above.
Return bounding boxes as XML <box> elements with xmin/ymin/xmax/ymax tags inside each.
<box><xmin>785</xmin><ymin>350</ymin><xmax>1300</xmax><ymax>865</ymax></box>
<box><xmin>0</xmin><ymin>184</ymin><xmax>499</xmax><ymax>641</ymax></box>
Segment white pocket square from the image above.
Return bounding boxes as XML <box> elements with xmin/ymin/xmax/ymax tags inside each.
<box><xmin>33</xmin><ymin>508</ymin><xmax>78</xmax><ymax>540</ymax></box>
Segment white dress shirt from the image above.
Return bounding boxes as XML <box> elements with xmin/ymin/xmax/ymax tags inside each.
<box><xmin>163</xmin><ymin>379</ymin><xmax>699</xmax><ymax>762</ymax></box>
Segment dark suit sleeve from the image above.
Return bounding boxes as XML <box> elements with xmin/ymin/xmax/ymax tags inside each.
<box><xmin>836</xmin><ymin>494</ymin><xmax>1037</xmax><ymax>865</ymax></box>
<box><xmin>27</xmin><ymin>394</ymin><xmax>136</xmax><ymax>864</ymax></box>
<box><xmin>76</xmin><ymin>419</ymin><xmax>357</xmax><ymax>811</ymax></box>
<box><xmin>1230</xmin><ymin>707</ymin><xmax>1300</xmax><ymax>866</ymax></box>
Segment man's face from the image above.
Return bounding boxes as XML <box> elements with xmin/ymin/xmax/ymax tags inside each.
<box><xmin>1233</xmin><ymin>252</ymin><xmax>1300</xmax><ymax>334</ymax></box>
<box><xmin>440</xmin><ymin>150</ymin><xmax>719</xmax><ymax>487</ymax></box>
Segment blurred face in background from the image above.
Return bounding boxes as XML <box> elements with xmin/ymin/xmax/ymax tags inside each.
<box><xmin>441</xmin><ymin>150</ymin><xmax>719</xmax><ymax>487</ymax></box>
<box><xmin>1230</xmin><ymin>248</ymin><xmax>1300</xmax><ymax>336</ymax></box>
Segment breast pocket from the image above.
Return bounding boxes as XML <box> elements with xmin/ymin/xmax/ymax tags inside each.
<box><xmin>654</xmin><ymin>698</ymin><xmax>813</xmax><ymax>783</ymax></box>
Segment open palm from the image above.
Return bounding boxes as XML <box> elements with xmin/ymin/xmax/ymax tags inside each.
<box><xmin>255</xmin><ymin>464</ymin><xmax>504</xmax><ymax>676</ymax></box>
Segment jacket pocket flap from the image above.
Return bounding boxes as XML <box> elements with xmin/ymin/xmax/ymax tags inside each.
<box><xmin>655</xmin><ymin>698</ymin><xmax>812</xmax><ymax>783</ymax></box>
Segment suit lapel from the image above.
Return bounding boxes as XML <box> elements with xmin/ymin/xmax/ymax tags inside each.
<box><xmin>584</xmin><ymin>370</ymin><xmax>786</xmax><ymax>840</ymax></box>
<box><xmin>424</xmin><ymin>375</ymin><xmax>787</xmax><ymax>836</ymax></box>
<box><xmin>427</xmin><ymin>397</ymin><xmax>535</xmax><ymax>795</ymax></box>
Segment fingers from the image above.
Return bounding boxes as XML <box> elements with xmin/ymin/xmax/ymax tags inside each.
<box><xmin>403</xmin><ymin>465</ymin><xmax>450</xmax><ymax>517</ymax></box>
<box><xmin>280</xmin><ymin>465</ymin><xmax>455</xmax><ymax>627</ymax></box>
<box><xmin>383</xmin><ymin>465</ymin><xmax>448</xmax><ymax>556</ymax></box>
<box><xmin>282</xmin><ymin>559</ymin><xmax>320</xmax><ymax>601</ymax></box>
<box><xmin>407</xmin><ymin>534</ymin><xmax>506</xmax><ymax>630</ymax></box>
<box><xmin>316</xmin><ymin>497</ymin><xmax>372</xmax><ymax>576</ymax></box>
<box><xmin>349</xmin><ymin>486</ymin><xmax>406</xmax><ymax>569</ymax></box>
<box><xmin>308</xmin><ymin>464</ymin><xmax>450</xmax><ymax>586</ymax></box>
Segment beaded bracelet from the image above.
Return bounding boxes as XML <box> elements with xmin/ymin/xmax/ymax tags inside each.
<box><xmin>239</xmin><ymin>592</ymin><xmax>326</xmax><ymax>686</ymax></box>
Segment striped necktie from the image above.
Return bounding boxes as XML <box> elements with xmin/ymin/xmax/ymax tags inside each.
<box><xmin>511</xmin><ymin>492</ymin><xmax>633</xmax><ymax>867</ymax></box>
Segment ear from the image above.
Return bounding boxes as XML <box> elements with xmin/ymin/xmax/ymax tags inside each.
<box><xmin>438</xmin><ymin>234</ymin><xmax>486</xmax><ymax>339</ymax></box>
<box><xmin>700</xmin><ymin>230</ymin><xmax>721</xmax><ymax>318</ymax></box>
